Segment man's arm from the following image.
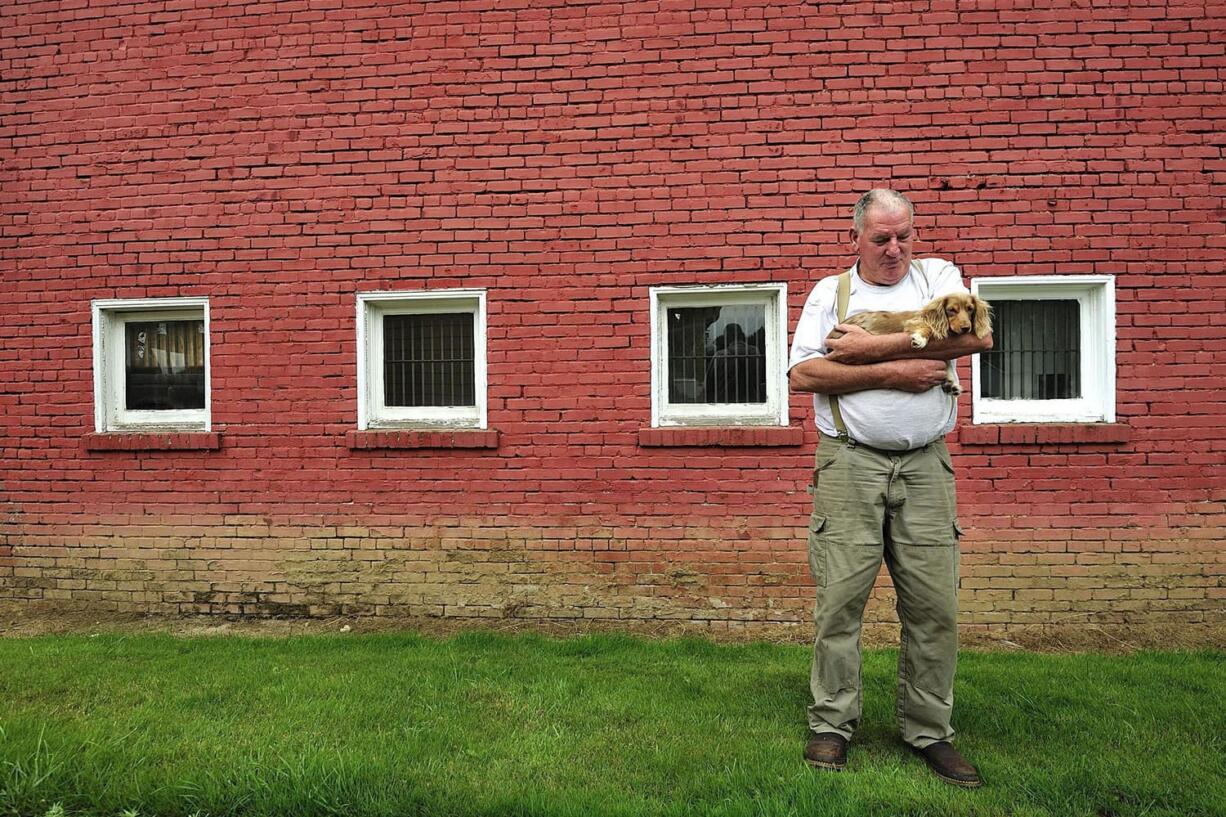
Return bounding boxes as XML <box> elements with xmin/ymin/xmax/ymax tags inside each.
<box><xmin>825</xmin><ymin>324</ymin><xmax>993</xmax><ymax>365</ymax></box>
<box><xmin>789</xmin><ymin>325</ymin><xmax>993</xmax><ymax>396</ymax></box>
<box><xmin>788</xmin><ymin>356</ymin><xmax>952</xmax><ymax>396</ymax></box>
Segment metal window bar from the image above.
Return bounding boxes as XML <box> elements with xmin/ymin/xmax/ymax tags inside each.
<box><xmin>383</xmin><ymin>312</ymin><xmax>475</xmax><ymax>407</ymax></box>
<box><xmin>980</xmin><ymin>300</ymin><xmax>1080</xmax><ymax>400</ymax></box>
<box><xmin>667</xmin><ymin>305</ymin><xmax>767</xmax><ymax>405</ymax></box>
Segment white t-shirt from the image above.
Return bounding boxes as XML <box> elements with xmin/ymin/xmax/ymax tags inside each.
<box><xmin>788</xmin><ymin>257</ymin><xmax>968</xmax><ymax>451</ymax></box>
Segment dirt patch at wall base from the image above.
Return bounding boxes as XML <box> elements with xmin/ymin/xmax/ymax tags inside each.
<box><xmin>1</xmin><ymin>602</ymin><xmax>1220</xmax><ymax>653</ymax></box>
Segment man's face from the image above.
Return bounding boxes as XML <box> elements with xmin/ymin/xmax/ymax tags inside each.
<box><xmin>851</xmin><ymin>204</ymin><xmax>915</xmax><ymax>286</ymax></box>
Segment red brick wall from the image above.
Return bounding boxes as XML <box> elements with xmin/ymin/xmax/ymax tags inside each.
<box><xmin>2</xmin><ymin>0</ymin><xmax>1223</xmax><ymax>637</ymax></box>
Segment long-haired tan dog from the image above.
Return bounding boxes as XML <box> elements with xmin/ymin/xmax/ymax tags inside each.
<box><xmin>827</xmin><ymin>293</ymin><xmax>992</xmax><ymax>394</ymax></box>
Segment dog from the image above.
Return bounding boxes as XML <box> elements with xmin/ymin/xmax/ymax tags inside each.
<box><xmin>827</xmin><ymin>292</ymin><xmax>992</xmax><ymax>395</ymax></box>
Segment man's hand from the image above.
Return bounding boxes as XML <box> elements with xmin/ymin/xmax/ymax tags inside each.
<box><xmin>886</xmin><ymin>359</ymin><xmax>950</xmax><ymax>393</ymax></box>
<box><xmin>826</xmin><ymin>324</ymin><xmax>906</xmax><ymax>364</ymax></box>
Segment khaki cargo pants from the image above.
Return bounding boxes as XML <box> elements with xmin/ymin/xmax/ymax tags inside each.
<box><xmin>806</xmin><ymin>434</ymin><xmax>961</xmax><ymax>749</ymax></box>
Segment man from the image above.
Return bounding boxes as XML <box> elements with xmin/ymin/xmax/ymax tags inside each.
<box><xmin>788</xmin><ymin>189</ymin><xmax>992</xmax><ymax>787</ymax></box>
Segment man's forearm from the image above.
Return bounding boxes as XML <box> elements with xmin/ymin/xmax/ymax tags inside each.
<box><xmin>789</xmin><ymin>357</ymin><xmax>905</xmax><ymax>396</ymax></box>
<box><xmin>880</xmin><ymin>331</ymin><xmax>993</xmax><ymax>361</ymax></box>
<box><xmin>826</xmin><ymin>330</ymin><xmax>993</xmax><ymax>365</ymax></box>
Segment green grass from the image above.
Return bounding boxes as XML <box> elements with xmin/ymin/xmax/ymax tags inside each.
<box><xmin>0</xmin><ymin>631</ymin><xmax>1222</xmax><ymax>817</ymax></box>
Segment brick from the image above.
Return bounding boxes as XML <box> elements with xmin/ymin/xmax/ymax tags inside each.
<box><xmin>345</xmin><ymin>430</ymin><xmax>501</xmax><ymax>450</ymax></box>
<box><xmin>637</xmin><ymin>426</ymin><xmax>805</xmax><ymax>448</ymax></box>
<box><xmin>82</xmin><ymin>433</ymin><xmax>223</xmax><ymax>452</ymax></box>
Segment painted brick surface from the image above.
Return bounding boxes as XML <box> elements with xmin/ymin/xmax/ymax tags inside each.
<box><xmin>1</xmin><ymin>0</ymin><xmax>1223</xmax><ymax>638</ymax></box>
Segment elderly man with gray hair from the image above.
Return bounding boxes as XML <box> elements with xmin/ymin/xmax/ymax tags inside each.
<box><xmin>788</xmin><ymin>189</ymin><xmax>992</xmax><ymax>787</ymax></box>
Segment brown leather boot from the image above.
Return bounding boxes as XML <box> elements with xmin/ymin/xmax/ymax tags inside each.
<box><xmin>913</xmin><ymin>741</ymin><xmax>982</xmax><ymax>788</ymax></box>
<box><xmin>803</xmin><ymin>732</ymin><xmax>848</xmax><ymax>771</ymax></box>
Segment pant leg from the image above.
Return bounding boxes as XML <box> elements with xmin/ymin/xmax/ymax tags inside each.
<box><xmin>806</xmin><ymin>438</ymin><xmax>891</xmax><ymax>738</ymax></box>
<box><xmin>884</xmin><ymin>440</ymin><xmax>961</xmax><ymax>748</ymax></box>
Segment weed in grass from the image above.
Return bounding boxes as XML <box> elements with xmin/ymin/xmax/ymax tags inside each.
<box><xmin>0</xmin><ymin>725</ymin><xmax>63</xmax><ymax>817</ymax></box>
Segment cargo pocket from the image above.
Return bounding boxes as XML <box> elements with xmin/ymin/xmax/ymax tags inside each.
<box><xmin>937</xmin><ymin>445</ymin><xmax>955</xmax><ymax>475</ymax></box>
<box><xmin>807</xmin><ymin>512</ymin><xmax>828</xmax><ymax>587</ymax></box>
<box><xmin>951</xmin><ymin>521</ymin><xmax>964</xmax><ymax>595</ymax></box>
<box><xmin>810</xmin><ymin>441</ymin><xmax>848</xmax><ymax>515</ymax></box>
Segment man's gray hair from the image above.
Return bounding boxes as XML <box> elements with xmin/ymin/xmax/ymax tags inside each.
<box><xmin>853</xmin><ymin>189</ymin><xmax>914</xmax><ymax>231</ymax></box>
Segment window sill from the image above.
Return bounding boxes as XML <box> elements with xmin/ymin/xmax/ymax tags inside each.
<box><xmin>346</xmin><ymin>429</ymin><xmax>500</xmax><ymax>450</ymax></box>
<box><xmin>84</xmin><ymin>432</ymin><xmax>222</xmax><ymax>451</ymax></box>
<box><xmin>638</xmin><ymin>426</ymin><xmax>805</xmax><ymax>448</ymax></box>
<box><xmin>959</xmin><ymin>423</ymin><xmax>1131</xmax><ymax>446</ymax></box>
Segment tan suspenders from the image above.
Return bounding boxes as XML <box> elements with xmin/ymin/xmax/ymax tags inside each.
<box><xmin>827</xmin><ymin>270</ymin><xmax>853</xmax><ymax>437</ymax></box>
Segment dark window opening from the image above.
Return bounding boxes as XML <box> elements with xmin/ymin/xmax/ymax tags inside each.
<box><xmin>667</xmin><ymin>305</ymin><xmax>767</xmax><ymax>405</ymax></box>
<box><xmin>383</xmin><ymin>312</ymin><xmax>475</xmax><ymax>407</ymax></box>
<box><xmin>124</xmin><ymin>319</ymin><xmax>206</xmax><ymax>410</ymax></box>
<box><xmin>981</xmin><ymin>300</ymin><xmax>1081</xmax><ymax>400</ymax></box>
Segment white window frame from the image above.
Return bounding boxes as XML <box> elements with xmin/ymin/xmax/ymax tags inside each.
<box><xmin>357</xmin><ymin>289</ymin><xmax>487</xmax><ymax>430</ymax></box>
<box><xmin>91</xmin><ymin>297</ymin><xmax>211</xmax><ymax>432</ymax></box>
<box><xmin>970</xmin><ymin>275</ymin><xmax>1115</xmax><ymax>424</ymax></box>
<box><xmin>650</xmin><ymin>283</ymin><xmax>788</xmax><ymax>428</ymax></box>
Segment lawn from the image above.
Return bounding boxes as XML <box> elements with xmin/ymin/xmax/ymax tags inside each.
<box><xmin>0</xmin><ymin>630</ymin><xmax>1222</xmax><ymax>817</ymax></box>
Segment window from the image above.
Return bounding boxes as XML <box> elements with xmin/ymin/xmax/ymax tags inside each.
<box><xmin>650</xmin><ymin>284</ymin><xmax>788</xmax><ymax>427</ymax></box>
<box><xmin>91</xmin><ymin>297</ymin><xmax>210</xmax><ymax>432</ymax></box>
<box><xmin>971</xmin><ymin>276</ymin><xmax>1115</xmax><ymax>423</ymax></box>
<box><xmin>357</xmin><ymin>290</ymin><xmax>487</xmax><ymax>430</ymax></box>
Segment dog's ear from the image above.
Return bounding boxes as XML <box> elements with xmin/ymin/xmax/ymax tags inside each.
<box><xmin>922</xmin><ymin>296</ymin><xmax>952</xmax><ymax>339</ymax></box>
<box><xmin>972</xmin><ymin>296</ymin><xmax>992</xmax><ymax>337</ymax></box>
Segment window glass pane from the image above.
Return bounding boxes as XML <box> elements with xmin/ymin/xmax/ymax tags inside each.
<box><xmin>383</xmin><ymin>312</ymin><xmax>475</xmax><ymax>407</ymax></box>
<box><xmin>981</xmin><ymin>300</ymin><xmax>1080</xmax><ymax>400</ymax></box>
<box><xmin>667</xmin><ymin>304</ymin><xmax>767</xmax><ymax>404</ymax></box>
<box><xmin>124</xmin><ymin>319</ymin><xmax>206</xmax><ymax>410</ymax></box>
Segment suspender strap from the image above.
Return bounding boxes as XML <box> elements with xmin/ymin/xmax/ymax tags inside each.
<box><xmin>827</xmin><ymin>270</ymin><xmax>852</xmax><ymax>436</ymax></box>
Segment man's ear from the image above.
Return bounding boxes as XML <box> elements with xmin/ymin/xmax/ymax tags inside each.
<box><xmin>849</xmin><ymin>228</ymin><xmax>860</xmax><ymax>251</ymax></box>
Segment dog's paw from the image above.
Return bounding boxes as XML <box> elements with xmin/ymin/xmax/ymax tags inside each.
<box><xmin>942</xmin><ymin>380</ymin><xmax>963</xmax><ymax>396</ymax></box>
<box><xmin>910</xmin><ymin>332</ymin><xmax>928</xmax><ymax>349</ymax></box>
